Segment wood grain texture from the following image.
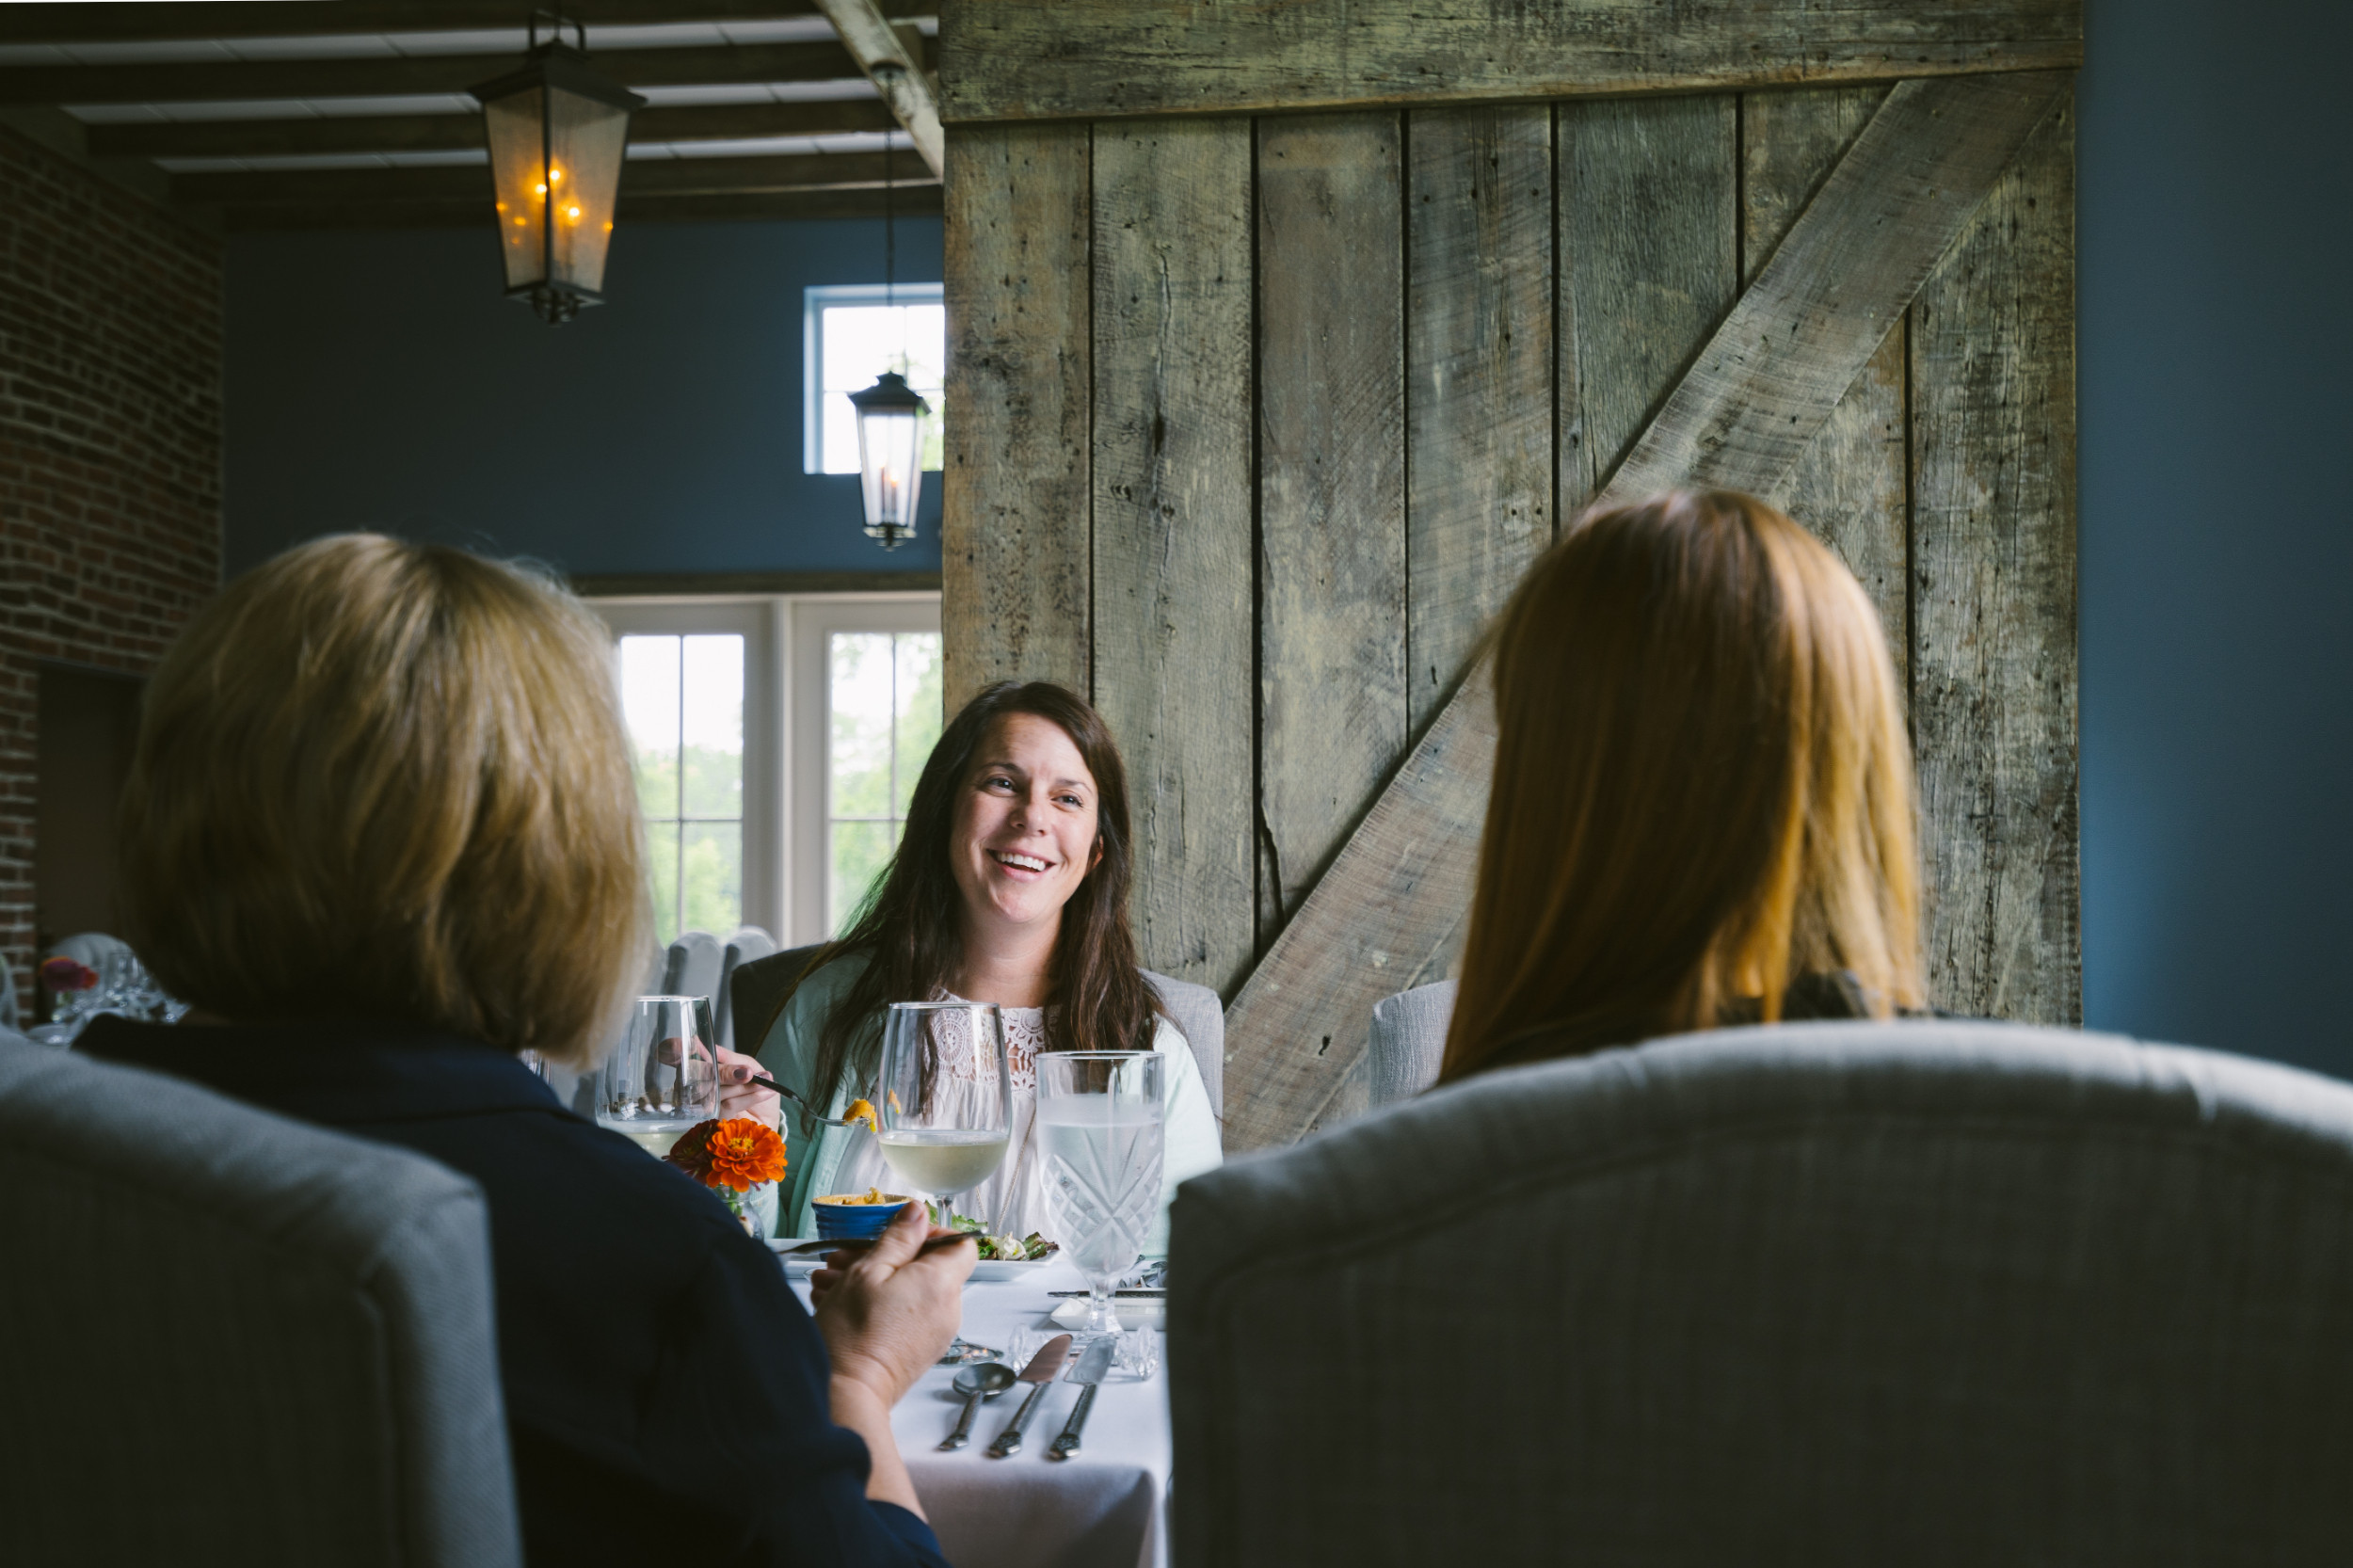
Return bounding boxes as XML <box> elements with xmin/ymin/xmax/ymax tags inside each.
<box><xmin>812</xmin><ymin>0</ymin><xmax>945</xmax><ymax>176</ymax></box>
<box><xmin>940</xmin><ymin>1</ymin><xmax>2083</xmax><ymax>123</ymax></box>
<box><xmin>1743</xmin><ymin>85</ymin><xmax>1910</xmax><ymax>685</ymax></box>
<box><xmin>1910</xmin><ymin>92</ymin><xmax>2079</xmax><ymax>1024</ymax></box>
<box><xmin>1091</xmin><ymin>119</ymin><xmax>1257</xmax><ymax>1000</ymax></box>
<box><xmin>941</xmin><ymin>124</ymin><xmax>1092</xmax><ymax>708</ymax></box>
<box><xmin>1406</xmin><ymin>104</ymin><xmax>1553</xmax><ymax>735</ymax></box>
<box><xmin>1256</xmin><ymin>112</ymin><xmax>1409</xmax><ymax>944</ymax></box>
<box><xmin>1609</xmin><ymin>72</ymin><xmax>2071</xmax><ymax>503</ymax></box>
<box><xmin>1226</xmin><ymin>664</ymin><xmax>1498</xmax><ymax>1150</ymax></box>
<box><xmin>1559</xmin><ymin>94</ymin><xmax>1738</xmax><ymax>512</ymax></box>
<box><xmin>1222</xmin><ymin>74</ymin><xmax>2072</xmax><ymax>1150</ymax></box>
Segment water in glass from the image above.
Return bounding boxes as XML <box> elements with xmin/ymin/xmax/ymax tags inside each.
<box><xmin>1037</xmin><ymin>1051</ymin><xmax>1162</xmax><ymax>1344</ymax></box>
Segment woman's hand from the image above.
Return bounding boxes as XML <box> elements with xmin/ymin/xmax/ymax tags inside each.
<box><xmin>715</xmin><ymin>1047</ymin><xmax>780</xmax><ymax>1128</ymax></box>
<box><xmin>812</xmin><ymin>1200</ymin><xmax>975</xmax><ymax>1408</ymax></box>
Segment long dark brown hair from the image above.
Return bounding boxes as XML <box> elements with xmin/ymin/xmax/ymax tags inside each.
<box><xmin>805</xmin><ymin>680</ymin><xmax>1161</xmax><ymax>1107</ymax></box>
<box><xmin>1438</xmin><ymin>489</ymin><xmax>1922</xmax><ymax>1083</ymax></box>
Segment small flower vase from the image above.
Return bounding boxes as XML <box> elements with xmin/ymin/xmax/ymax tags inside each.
<box><xmin>720</xmin><ymin>1182</ymin><xmax>778</xmax><ymax>1240</ymax></box>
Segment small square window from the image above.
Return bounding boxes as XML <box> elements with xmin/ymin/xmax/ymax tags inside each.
<box><xmin>805</xmin><ymin>283</ymin><xmax>945</xmax><ymax>476</ymax></box>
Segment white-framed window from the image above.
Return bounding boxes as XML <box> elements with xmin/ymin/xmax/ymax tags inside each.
<box><xmin>804</xmin><ymin>282</ymin><xmax>945</xmax><ymax>477</ymax></box>
<box><xmin>789</xmin><ymin>597</ymin><xmax>944</xmax><ymax>940</ymax></box>
<box><xmin>585</xmin><ymin>594</ymin><xmax>941</xmax><ymax>949</ymax></box>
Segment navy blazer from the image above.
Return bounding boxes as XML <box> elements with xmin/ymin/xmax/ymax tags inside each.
<box><xmin>83</xmin><ymin>1016</ymin><xmax>950</xmax><ymax>1568</ymax></box>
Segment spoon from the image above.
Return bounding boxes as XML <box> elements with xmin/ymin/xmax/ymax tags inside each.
<box><xmin>939</xmin><ymin>1362</ymin><xmax>1016</xmax><ymax>1450</ymax></box>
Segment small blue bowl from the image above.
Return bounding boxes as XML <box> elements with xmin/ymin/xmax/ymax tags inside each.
<box><xmin>813</xmin><ymin>1193</ymin><xmax>913</xmax><ymax>1240</ymax></box>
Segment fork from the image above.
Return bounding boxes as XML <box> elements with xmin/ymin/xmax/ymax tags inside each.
<box><xmin>744</xmin><ymin>1073</ymin><xmax>866</xmax><ymax>1129</ymax></box>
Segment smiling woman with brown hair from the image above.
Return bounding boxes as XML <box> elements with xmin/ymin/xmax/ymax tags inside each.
<box><xmin>1440</xmin><ymin>488</ymin><xmax>1927</xmax><ymax>1084</ymax></box>
<box><xmin>759</xmin><ymin>680</ymin><xmax>1222</xmax><ymax>1245</ymax></box>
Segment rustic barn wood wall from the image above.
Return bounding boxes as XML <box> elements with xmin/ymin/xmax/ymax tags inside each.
<box><xmin>939</xmin><ymin>0</ymin><xmax>2082</xmax><ymax>1149</ymax></box>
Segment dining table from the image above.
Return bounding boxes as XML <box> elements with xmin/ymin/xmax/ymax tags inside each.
<box><xmin>784</xmin><ymin>1256</ymin><xmax>1174</xmax><ymax>1568</ymax></box>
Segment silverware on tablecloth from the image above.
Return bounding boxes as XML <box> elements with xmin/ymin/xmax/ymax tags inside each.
<box><xmin>1046</xmin><ymin>1288</ymin><xmax>1165</xmax><ymax>1298</ymax></box>
<box><xmin>940</xmin><ymin>1362</ymin><xmax>1016</xmax><ymax>1450</ymax></box>
<box><xmin>1046</xmin><ymin>1340</ymin><xmax>1115</xmax><ymax>1461</ymax></box>
<box><xmin>987</xmin><ymin>1333</ymin><xmax>1072</xmax><ymax>1458</ymax></box>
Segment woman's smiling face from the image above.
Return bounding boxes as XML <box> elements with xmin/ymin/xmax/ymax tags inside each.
<box><xmin>949</xmin><ymin>712</ymin><xmax>1100</xmax><ymax>938</ymax></box>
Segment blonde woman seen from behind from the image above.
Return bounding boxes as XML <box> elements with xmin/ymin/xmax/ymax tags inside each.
<box><xmin>1441</xmin><ymin>488</ymin><xmax>1926</xmax><ymax>1083</ymax></box>
<box><xmin>89</xmin><ymin>535</ymin><xmax>965</xmax><ymax>1568</ymax></box>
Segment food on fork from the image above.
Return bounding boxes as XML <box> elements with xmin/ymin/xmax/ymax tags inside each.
<box><xmin>842</xmin><ymin>1098</ymin><xmax>880</xmax><ymax>1134</ymax></box>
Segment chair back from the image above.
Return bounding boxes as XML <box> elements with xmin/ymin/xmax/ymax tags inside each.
<box><xmin>1367</xmin><ymin>978</ymin><xmax>1455</xmax><ymax>1106</ymax></box>
<box><xmin>1144</xmin><ymin>970</ymin><xmax>1225</xmax><ymax>1118</ymax></box>
<box><xmin>1169</xmin><ymin>1019</ymin><xmax>2353</xmax><ymax>1567</ymax></box>
<box><xmin>0</xmin><ymin>1038</ymin><xmax>520</xmax><ymax>1566</ymax></box>
<box><xmin>713</xmin><ymin>926</ymin><xmax>779</xmax><ymax>1051</ymax></box>
<box><xmin>660</xmin><ymin>930</ymin><xmax>726</xmax><ymax>1011</ymax></box>
<box><xmin>732</xmin><ymin>942</ymin><xmax>832</xmax><ymax>1064</ymax></box>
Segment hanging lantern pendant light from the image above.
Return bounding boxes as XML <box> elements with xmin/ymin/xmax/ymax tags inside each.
<box><xmin>850</xmin><ymin>369</ymin><xmax>929</xmax><ymax>550</ymax></box>
<box><xmin>472</xmin><ymin>11</ymin><xmax>647</xmax><ymax>325</ymax></box>
<box><xmin>850</xmin><ymin>146</ymin><xmax>930</xmax><ymax>549</ymax></box>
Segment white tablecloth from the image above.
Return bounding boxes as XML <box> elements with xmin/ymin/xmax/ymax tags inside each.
<box><xmin>790</xmin><ymin>1260</ymin><xmax>1171</xmax><ymax>1568</ymax></box>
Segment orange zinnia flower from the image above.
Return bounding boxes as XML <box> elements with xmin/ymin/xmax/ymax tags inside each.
<box><xmin>705</xmin><ymin>1116</ymin><xmax>788</xmax><ymax>1192</ymax></box>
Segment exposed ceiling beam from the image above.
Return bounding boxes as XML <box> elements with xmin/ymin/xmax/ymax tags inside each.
<box><xmin>810</xmin><ymin>0</ymin><xmax>940</xmax><ymax>175</ymax></box>
<box><xmin>86</xmin><ymin>99</ymin><xmax>896</xmax><ymax>160</ymax></box>
<box><xmin>0</xmin><ymin>38</ymin><xmax>938</xmax><ymax>106</ymax></box>
<box><xmin>0</xmin><ymin>3</ymin><xmax>935</xmax><ymax>45</ymax></box>
<box><xmin>219</xmin><ymin>182</ymin><xmax>942</xmax><ymax>231</ymax></box>
<box><xmin>174</xmin><ymin>147</ymin><xmax>935</xmax><ymax>205</ymax></box>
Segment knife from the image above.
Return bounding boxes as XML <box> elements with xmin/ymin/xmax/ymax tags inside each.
<box><xmin>1046</xmin><ymin>1339</ymin><xmax>1115</xmax><ymax>1461</ymax></box>
<box><xmin>986</xmin><ymin>1333</ymin><xmax>1072</xmax><ymax>1458</ymax></box>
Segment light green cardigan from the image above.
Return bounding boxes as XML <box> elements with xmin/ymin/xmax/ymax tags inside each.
<box><xmin>758</xmin><ymin>954</ymin><xmax>1224</xmax><ymax>1252</ymax></box>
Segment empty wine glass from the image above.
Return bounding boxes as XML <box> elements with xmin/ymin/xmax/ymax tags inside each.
<box><xmin>1037</xmin><ymin>1050</ymin><xmax>1162</xmax><ymax>1347</ymax></box>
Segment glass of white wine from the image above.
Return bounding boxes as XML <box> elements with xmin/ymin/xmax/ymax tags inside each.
<box><xmin>874</xmin><ymin>1000</ymin><xmax>1013</xmax><ymax>1237</ymax></box>
<box><xmin>595</xmin><ymin>995</ymin><xmax>721</xmax><ymax>1157</ymax></box>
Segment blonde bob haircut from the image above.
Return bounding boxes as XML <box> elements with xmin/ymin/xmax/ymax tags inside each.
<box><xmin>1439</xmin><ymin>488</ymin><xmax>1923</xmax><ymax>1084</ymax></box>
<box><xmin>120</xmin><ymin>534</ymin><xmax>648</xmax><ymax>1067</ymax></box>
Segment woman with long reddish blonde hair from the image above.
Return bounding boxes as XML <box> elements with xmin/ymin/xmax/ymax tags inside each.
<box><xmin>1439</xmin><ymin>488</ymin><xmax>1925</xmax><ymax>1083</ymax></box>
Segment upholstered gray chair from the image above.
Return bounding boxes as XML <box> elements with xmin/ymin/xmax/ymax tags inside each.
<box><xmin>660</xmin><ymin>929</ymin><xmax>727</xmax><ymax>1011</ymax></box>
<box><xmin>1145</xmin><ymin>969</ymin><xmax>1225</xmax><ymax>1119</ymax></box>
<box><xmin>0</xmin><ymin>1037</ymin><xmax>520</xmax><ymax>1566</ymax></box>
<box><xmin>1367</xmin><ymin>978</ymin><xmax>1455</xmax><ymax>1107</ymax></box>
<box><xmin>1169</xmin><ymin>1019</ymin><xmax>2353</xmax><ymax>1566</ymax></box>
<box><xmin>713</xmin><ymin>925</ymin><xmax>779</xmax><ymax>1052</ymax></box>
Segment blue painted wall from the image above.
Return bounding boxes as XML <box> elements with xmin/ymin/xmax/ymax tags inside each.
<box><xmin>2078</xmin><ymin>0</ymin><xmax>2353</xmax><ymax>1073</ymax></box>
<box><xmin>224</xmin><ymin>214</ymin><xmax>945</xmax><ymax>579</ymax></box>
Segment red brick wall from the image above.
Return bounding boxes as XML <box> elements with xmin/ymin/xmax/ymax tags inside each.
<box><xmin>0</xmin><ymin>125</ymin><xmax>222</xmax><ymax>1011</ymax></box>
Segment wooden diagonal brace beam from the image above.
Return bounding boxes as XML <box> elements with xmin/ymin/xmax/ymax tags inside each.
<box><xmin>812</xmin><ymin>0</ymin><xmax>943</xmax><ymax>176</ymax></box>
<box><xmin>1219</xmin><ymin>70</ymin><xmax>2073</xmax><ymax>1153</ymax></box>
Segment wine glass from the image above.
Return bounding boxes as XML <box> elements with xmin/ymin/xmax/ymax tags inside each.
<box><xmin>595</xmin><ymin>996</ymin><xmax>722</xmax><ymax>1158</ymax></box>
<box><xmin>875</xmin><ymin>1001</ymin><xmax>1012</xmax><ymax>1362</ymax></box>
<box><xmin>1036</xmin><ymin>1051</ymin><xmax>1163</xmax><ymax>1346</ymax></box>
